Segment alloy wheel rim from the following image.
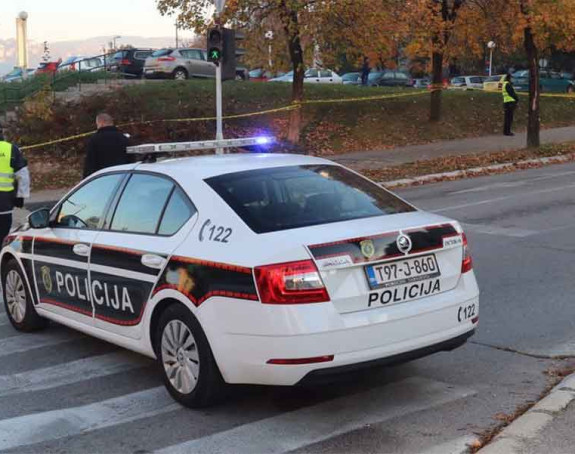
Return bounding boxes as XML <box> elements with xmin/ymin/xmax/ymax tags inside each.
<box><xmin>162</xmin><ymin>320</ymin><xmax>200</xmax><ymax>394</ymax></box>
<box><xmin>175</xmin><ymin>71</ymin><xmax>186</xmax><ymax>80</ymax></box>
<box><xmin>5</xmin><ymin>270</ymin><xmax>26</xmax><ymax>323</ymax></box>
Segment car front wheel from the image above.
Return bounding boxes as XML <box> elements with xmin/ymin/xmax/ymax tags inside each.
<box><xmin>2</xmin><ymin>259</ymin><xmax>47</xmax><ymax>332</ymax></box>
<box><xmin>155</xmin><ymin>303</ymin><xmax>225</xmax><ymax>408</ymax></box>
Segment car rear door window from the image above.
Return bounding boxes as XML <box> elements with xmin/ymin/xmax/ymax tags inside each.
<box><xmin>56</xmin><ymin>174</ymin><xmax>124</xmax><ymax>230</ymax></box>
<box><xmin>186</xmin><ymin>50</ymin><xmax>203</xmax><ymax>60</ymax></box>
<box><xmin>111</xmin><ymin>174</ymin><xmax>174</xmax><ymax>234</ymax></box>
<box><xmin>151</xmin><ymin>49</ymin><xmax>173</xmax><ymax>58</ymax></box>
<box><xmin>320</xmin><ymin>70</ymin><xmax>332</xmax><ymax>78</ymax></box>
<box><xmin>158</xmin><ymin>187</ymin><xmax>196</xmax><ymax>235</ymax></box>
<box><xmin>134</xmin><ymin>51</ymin><xmax>152</xmax><ymax>60</ymax></box>
<box><xmin>206</xmin><ymin>165</ymin><xmax>415</xmax><ymax>234</ymax></box>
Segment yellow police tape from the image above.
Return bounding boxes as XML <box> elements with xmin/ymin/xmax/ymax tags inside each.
<box><xmin>19</xmin><ymin>90</ymin><xmax>431</xmax><ymax>151</ymax></box>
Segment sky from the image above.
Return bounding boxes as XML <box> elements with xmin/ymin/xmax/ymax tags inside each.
<box><xmin>0</xmin><ymin>0</ymin><xmax>195</xmax><ymax>42</ymax></box>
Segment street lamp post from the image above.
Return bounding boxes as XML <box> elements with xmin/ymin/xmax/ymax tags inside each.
<box><xmin>214</xmin><ymin>0</ymin><xmax>226</xmax><ymax>154</ymax></box>
<box><xmin>487</xmin><ymin>41</ymin><xmax>496</xmax><ymax>77</ymax></box>
<box><xmin>16</xmin><ymin>11</ymin><xmax>29</xmax><ymax>79</ymax></box>
<box><xmin>113</xmin><ymin>35</ymin><xmax>121</xmax><ymax>50</ymax></box>
<box><xmin>265</xmin><ymin>30</ymin><xmax>273</xmax><ymax>69</ymax></box>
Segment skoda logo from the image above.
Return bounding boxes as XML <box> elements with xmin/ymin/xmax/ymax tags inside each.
<box><xmin>396</xmin><ymin>234</ymin><xmax>412</xmax><ymax>255</ymax></box>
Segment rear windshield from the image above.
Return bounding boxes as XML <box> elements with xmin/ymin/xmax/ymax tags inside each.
<box><xmin>113</xmin><ymin>51</ymin><xmax>127</xmax><ymax>60</ymax></box>
<box><xmin>206</xmin><ymin>165</ymin><xmax>415</xmax><ymax>234</ymax></box>
<box><xmin>151</xmin><ymin>49</ymin><xmax>173</xmax><ymax>57</ymax></box>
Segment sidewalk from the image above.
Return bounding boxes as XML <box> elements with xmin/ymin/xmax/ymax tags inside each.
<box><xmin>332</xmin><ymin>126</ymin><xmax>575</xmax><ymax>170</ymax></box>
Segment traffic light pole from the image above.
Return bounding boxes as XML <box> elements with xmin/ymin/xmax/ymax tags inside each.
<box><xmin>216</xmin><ymin>64</ymin><xmax>224</xmax><ymax>154</ymax></box>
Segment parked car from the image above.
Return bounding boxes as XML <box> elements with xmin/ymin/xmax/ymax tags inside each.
<box><xmin>58</xmin><ymin>56</ymin><xmax>104</xmax><ymax>72</ymax></box>
<box><xmin>342</xmin><ymin>72</ymin><xmax>360</xmax><ymax>85</ymax></box>
<box><xmin>449</xmin><ymin>76</ymin><xmax>486</xmax><ymax>90</ymax></box>
<box><xmin>483</xmin><ymin>75</ymin><xmax>505</xmax><ymax>92</ymax></box>
<box><xmin>368</xmin><ymin>70</ymin><xmax>412</xmax><ymax>87</ymax></box>
<box><xmin>513</xmin><ymin>70</ymin><xmax>575</xmax><ymax>93</ymax></box>
<box><xmin>109</xmin><ymin>48</ymin><xmax>154</xmax><ymax>78</ymax></box>
<box><xmin>248</xmin><ymin>68</ymin><xmax>281</xmax><ymax>82</ymax></box>
<box><xmin>144</xmin><ymin>48</ymin><xmax>215</xmax><ymax>80</ymax></box>
<box><xmin>303</xmin><ymin>68</ymin><xmax>342</xmax><ymax>84</ymax></box>
<box><xmin>269</xmin><ymin>71</ymin><xmax>293</xmax><ymax>82</ymax></box>
<box><xmin>412</xmin><ymin>78</ymin><xmax>430</xmax><ymax>89</ymax></box>
<box><xmin>1</xmin><ymin>68</ymin><xmax>36</xmax><ymax>82</ymax></box>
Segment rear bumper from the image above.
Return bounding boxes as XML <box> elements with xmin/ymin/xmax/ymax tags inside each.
<box><xmin>199</xmin><ymin>272</ymin><xmax>479</xmax><ymax>386</ymax></box>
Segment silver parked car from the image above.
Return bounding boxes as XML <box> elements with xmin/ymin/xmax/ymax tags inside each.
<box><xmin>143</xmin><ymin>48</ymin><xmax>215</xmax><ymax>80</ymax></box>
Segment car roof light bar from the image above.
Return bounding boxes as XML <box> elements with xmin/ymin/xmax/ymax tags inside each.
<box><xmin>127</xmin><ymin>136</ymin><xmax>275</xmax><ymax>154</ymax></box>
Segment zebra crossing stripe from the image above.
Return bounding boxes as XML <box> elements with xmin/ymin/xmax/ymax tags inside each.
<box><xmin>0</xmin><ymin>351</ymin><xmax>152</xmax><ymax>398</ymax></box>
<box><xmin>0</xmin><ymin>387</ymin><xmax>179</xmax><ymax>451</ymax></box>
<box><xmin>0</xmin><ymin>330</ymin><xmax>81</xmax><ymax>358</ymax></box>
<box><xmin>158</xmin><ymin>377</ymin><xmax>476</xmax><ymax>454</ymax></box>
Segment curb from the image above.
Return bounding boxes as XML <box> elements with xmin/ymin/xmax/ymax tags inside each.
<box><xmin>477</xmin><ymin>372</ymin><xmax>575</xmax><ymax>453</ymax></box>
<box><xmin>379</xmin><ymin>154</ymin><xmax>575</xmax><ymax>189</ymax></box>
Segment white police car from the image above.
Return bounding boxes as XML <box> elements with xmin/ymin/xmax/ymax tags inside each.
<box><xmin>1</xmin><ymin>142</ymin><xmax>479</xmax><ymax>408</ymax></box>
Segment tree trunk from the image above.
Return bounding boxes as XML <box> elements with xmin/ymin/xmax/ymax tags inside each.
<box><xmin>284</xmin><ymin>8</ymin><xmax>304</xmax><ymax>144</ymax></box>
<box><xmin>430</xmin><ymin>50</ymin><xmax>443</xmax><ymax>122</ymax></box>
<box><xmin>524</xmin><ymin>25</ymin><xmax>540</xmax><ymax>148</ymax></box>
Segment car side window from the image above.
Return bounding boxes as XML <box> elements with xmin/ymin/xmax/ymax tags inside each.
<box><xmin>187</xmin><ymin>50</ymin><xmax>203</xmax><ymax>60</ymax></box>
<box><xmin>320</xmin><ymin>70</ymin><xmax>332</xmax><ymax>78</ymax></box>
<box><xmin>158</xmin><ymin>187</ymin><xmax>197</xmax><ymax>235</ymax></box>
<box><xmin>55</xmin><ymin>174</ymin><xmax>124</xmax><ymax>230</ymax></box>
<box><xmin>134</xmin><ymin>51</ymin><xmax>152</xmax><ymax>60</ymax></box>
<box><xmin>306</xmin><ymin>69</ymin><xmax>319</xmax><ymax>78</ymax></box>
<box><xmin>110</xmin><ymin>174</ymin><xmax>174</xmax><ymax>234</ymax></box>
<box><xmin>383</xmin><ymin>72</ymin><xmax>395</xmax><ymax>79</ymax></box>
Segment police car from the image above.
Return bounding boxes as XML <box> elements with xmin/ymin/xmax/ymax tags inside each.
<box><xmin>0</xmin><ymin>138</ymin><xmax>479</xmax><ymax>408</ymax></box>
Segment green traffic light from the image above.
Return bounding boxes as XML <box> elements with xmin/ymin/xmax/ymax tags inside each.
<box><xmin>210</xmin><ymin>49</ymin><xmax>221</xmax><ymax>60</ymax></box>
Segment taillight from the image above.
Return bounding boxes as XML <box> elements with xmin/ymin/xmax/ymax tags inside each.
<box><xmin>254</xmin><ymin>259</ymin><xmax>330</xmax><ymax>304</ymax></box>
<box><xmin>462</xmin><ymin>233</ymin><xmax>473</xmax><ymax>273</ymax></box>
<box><xmin>158</xmin><ymin>56</ymin><xmax>176</xmax><ymax>62</ymax></box>
<box><xmin>120</xmin><ymin>59</ymin><xmax>131</xmax><ymax>65</ymax></box>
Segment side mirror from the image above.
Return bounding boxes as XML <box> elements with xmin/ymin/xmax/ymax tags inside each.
<box><xmin>28</xmin><ymin>208</ymin><xmax>51</xmax><ymax>229</ymax></box>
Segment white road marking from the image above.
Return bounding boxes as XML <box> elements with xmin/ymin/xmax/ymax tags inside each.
<box><xmin>420</xmin><ymin>435</ymin><xmax>481</xmax><ymax>454</ymax></box>
<box><xmin>158</xmin><ymin>377</ymin><xmax>475</xmax><ymax>454</ymax></box>
<box><xmin>0</xmin><ymin>387</ymin><xmax>179</xmax><ymax>451</ymax></box>
<box><xmin>0</xmin><ymin>331</ymin><xmax>80</xmax><ymax>358</ymax></box>
<box><xmin>0</xmin><ymin>351</ymin><xmax>151</xmax><ymax>398</ymax></box>
<box><xmin>462</xmin><ymin>223</ymin><xmax>538</xmax><ymax>238</ymax></box>
<box><xmin>434</xmin><ymin>182</ymin><xmax>575</xmax><ymax>213</ymax></box>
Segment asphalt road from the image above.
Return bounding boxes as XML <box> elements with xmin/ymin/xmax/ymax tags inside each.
<box><xmin>3</xmin><ymin>163</ymin><xmax>575</xmax><ymax>453</ymax></box>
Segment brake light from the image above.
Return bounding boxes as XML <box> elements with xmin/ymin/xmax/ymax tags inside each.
<box><xmin>255</xmin><ymin>259</ymin><xmax>330</xmax><ymax>304</ymax></box>
<box><xmin>461</xmin><ymin>233</ymin><xmax>473</xmax><ymax>273</ymax></box>
<box><xmin>120</xmin><ymin>59</ymin><xmax>131</xmax><ymax>65</ymax></box>
<box><xmin>158</xmin><ymin>56</ymin><xmax>176</xmax><ymax>62</ymax></box>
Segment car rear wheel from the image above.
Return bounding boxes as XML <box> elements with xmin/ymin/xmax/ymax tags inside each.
<box><xmin>567</xmin><ymin>85</ymin><xmax>574</xmax><ymax>94</ymax></box>
<box><xmin>2</xmin><ymin>259</ymin><xmax>47</xmax><ymax>332</ymax></box>
<box><xmin>173</xmin><ymin>68</ymin><xmax>188</xmax><ymax>80</ymax></box>
<box><xmin>155</xmin><ymin>303</ymin><xmax>225</xmax><ymax>408</ymax></box>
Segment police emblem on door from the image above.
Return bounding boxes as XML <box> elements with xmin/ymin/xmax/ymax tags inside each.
<box><xmin>41</xmin><ymin>266</ymin><xmax>52</xmax><ymax>294</ymax></box>
<box><xmin>360</xmin><ymin>240</ymin><xmax>376</xmax><ymax>259</ymax></box>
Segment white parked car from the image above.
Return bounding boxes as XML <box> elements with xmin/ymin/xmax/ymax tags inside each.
<box><xmin>449</xmin><ymin>75</ymin><xmax>487</xmax><ymax>90</ymax></box>
<box><xmin>304</xmin><ymin>68</ymin><xmax>342</xmax><ymax>84</ymax></box>
<box><xmin>58</xmin><ymin>56</ymin><xmax>105</xmax><ymax>72</ymax></box>
<box><xmin>1</xmin><ymin>150</ymin><xmax>479</xmax><ymax>408</ymax></box>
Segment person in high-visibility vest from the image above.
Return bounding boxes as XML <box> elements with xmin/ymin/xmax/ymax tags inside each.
<box><xmin>0</xmin><ymin>126</ymin><xmax>30</xmax><ymax>246</ymax></box>
<box><xmin>502</xmin><ymin>74</ymin><xmax>519</xmax><ymax>136</ymax></box>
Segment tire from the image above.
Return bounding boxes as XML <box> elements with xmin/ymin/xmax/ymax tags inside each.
<box><xmin>173</xmin><ymin>68</ymin><xmax>188</xmax><ymax>80</ymax></box>
<box><xmin>2</xmin><ymin>259</ymin><xmax>47</xmax><ymax>332</ymax></box>
<box><xmin>154</xmin><ymin>303</ymin><xmax>225</xmax><ymax>408</ymax></box>
<box><xmin>567</xmin><ymin>85</ymin><xmax>574</xmax><ymax>94</ymax></box>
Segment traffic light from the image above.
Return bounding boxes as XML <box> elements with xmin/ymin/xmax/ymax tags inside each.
<box><xmin>221</xmin><ymin>28</ymin><xmax>236</xmax><ymax>81</ymax></box>
<box><xmin>207</xmin><ymin>27</ymin><xmax>223</xmax><ymax>65</ymax></box>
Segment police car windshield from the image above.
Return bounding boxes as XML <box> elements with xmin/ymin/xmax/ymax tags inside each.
<box><xmin>206</xmin><ymin>165</ymin><xmax>415</xmax><ymax>234</ymax></box>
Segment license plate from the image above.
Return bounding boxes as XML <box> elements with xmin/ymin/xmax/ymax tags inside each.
<box><xmin>365</xmin><ymin>254</ymin><xmax>440</xmax><ymax>290</ymax></box>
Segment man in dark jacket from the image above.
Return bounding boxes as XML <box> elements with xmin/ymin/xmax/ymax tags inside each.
<box><xmin>0</xmin><ymin>126</ymin><xmax>30</xmax><ymax>246</ymax></box>
<box><xmin>502</xmin><ymin>74</ymin><xmax>519</xmax><ymax>136</ymax></box>
<box><xmin>83</xmin><ymin>113</ymin><xmax>130</xmax><ymax>178</ymax></box>
<box><xmin>361</xmin><ymin>56</ymin><xmax>371</xmax><ymax>86</ymax></box>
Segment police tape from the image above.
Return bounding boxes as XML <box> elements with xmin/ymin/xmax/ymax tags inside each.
<box><xmin>19</xmin><ymin>91</ymin><xmax>431</xmax><ymax>152</ymax></box>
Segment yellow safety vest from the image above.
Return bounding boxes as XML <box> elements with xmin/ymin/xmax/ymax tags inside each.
<box><xmin>0</xmin><ymin>142</ymin><xmax>15</xmax><ymax>192</ymax></box>
<box><xmin>502</xmin><ymin>81</ymin><xmax>515</xmax><ymax>104</ymax></box>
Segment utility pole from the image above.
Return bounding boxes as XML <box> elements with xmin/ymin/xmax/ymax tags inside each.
<box><xmin>175</xmin><ymin>21</ymin><xmax>179</xmax><ymax>48</ymax></box>
<box><xmin>16</xmin><ymin>11</ymin><xmax>29</xmax><ymax>79</ymax></box>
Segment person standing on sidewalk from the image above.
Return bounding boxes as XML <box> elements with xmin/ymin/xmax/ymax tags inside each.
<box><xmin>361</xmin><ymin>56</ymin><xmax>371</xmax><ymax>86</ymax></box>
<box><xmin>502</xmin><ymin>74</ymin><xmax>519</xmax><ymax>136</ymax></box>
<box><xmin>0</xmin><ymin>126</ymin><xmax>30</xmax><ymax>246</ymax></box>
<box><xmin>83</xmin><ymin>113</ymin><xmax>130</xmax><ymax>178</ymax></box>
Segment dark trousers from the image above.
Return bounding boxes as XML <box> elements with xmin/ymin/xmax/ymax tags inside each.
<box><xmin>0</xmin><ymin>213</ymin><xmax>12</xmax><ymax>247</ymax></box>
<box><xmin>504</xmin><ymin>102</ymin><xmax>517</xmax><ymax>135</ymax></box>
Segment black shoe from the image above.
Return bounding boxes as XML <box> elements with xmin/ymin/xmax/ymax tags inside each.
<box><xmin>504</xmin><ymin>133</ymin><xmax>515</xmax><ymax>136</ymax></box>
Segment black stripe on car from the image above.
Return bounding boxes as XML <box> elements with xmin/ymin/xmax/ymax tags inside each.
<box><xmin>34</xmin><ymin>237</ymin><xmax>87</xmax><ymax>263</ymax></box>
<box><xmin>90</xmin><ymin>244</ymin><xmax>165</xmax><ymax>276</ymax></box>
<box><xmin>153</xmin><ymin>256</ymin><xmax>258</xmax><ymax>306</ymax></box>
<box><xmin>309</xmin><ymin>224</ymin><xmax>458</xmax><ymax>264</ymax></box>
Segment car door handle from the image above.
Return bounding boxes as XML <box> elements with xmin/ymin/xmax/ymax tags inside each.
<box><xmin>73</xmin><ymin>243</ymin><xmax>90</xmax><ymax>257</ymax></box>
<box><xmin>141</xmin><ymin>254</ymin><xmax>166</xmax><ymax>270</ymax></box>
